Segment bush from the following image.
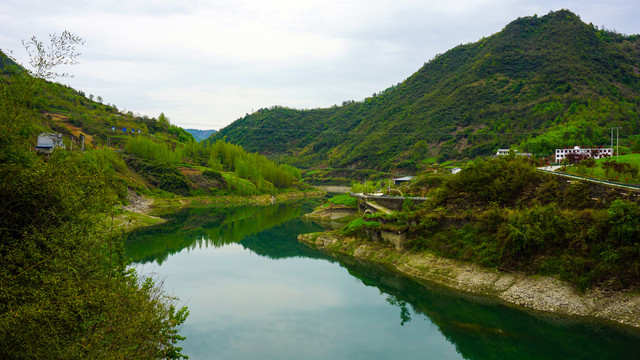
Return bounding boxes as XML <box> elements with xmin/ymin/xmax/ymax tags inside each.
<box><xmin>434</xmin><ymin>156</ymin><xmax>540</xmax><ymax>207</ymax></box>
<box><xmin>202</xmin><ymin>169</ymin><xmax>225</xmax><ymax>183</ymax></box>
<box><xmin>125</xmin><ymin>157</ymin><xmax>190</xmax><ymax>195</ymax></box>
<box><xmin>607</xmin><ymin>199</ymin><xmax>640</xmax><ymax>243</ymax></box>
<box><xmin>340</xmin><ymin>218</ymin><xmax>381</xmax><ymax>237</ymax></box>
<box><xmin>328</xmin><ymin>194</ymin><xmax>358</xmax><ymax>207</ymax></box>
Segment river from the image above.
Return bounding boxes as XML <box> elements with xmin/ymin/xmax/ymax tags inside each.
<box><xmin>125</xmin><ymin>200</ymin><xmax>640</xmax><ymax>359</ymax></box>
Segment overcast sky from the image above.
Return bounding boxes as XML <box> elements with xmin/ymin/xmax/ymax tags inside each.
<box><xmin>1</xmin><ymin>1</ymin><xmax>638</xmax><ymax>130</ymax></box>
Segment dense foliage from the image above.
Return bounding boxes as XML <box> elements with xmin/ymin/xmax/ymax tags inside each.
<box><xmin>327</xmin><ymin>193</ymin><xmax>358</xmax><ymax>207</ymax></box>
<box><xmin>125</xmin><ymin>136</ymin><xmax>185</xmax><ymax>164</ymax></box>
<box><xmin>1</xmin><ymin>46</ymin><xmax>188</xmax><ymax>358</ymax></box>
<box><xmin>212</xmin><ymin>10</ymin><xmax>640</xmax><ymax>171</ymax></box>
<box><xmin>351</xmin><ymin>156</ymin><xmax>640</xmax><ymax>290</ymax></box>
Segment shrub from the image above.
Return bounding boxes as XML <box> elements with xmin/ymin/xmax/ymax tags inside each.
<box><xmin>340</xmin><ymin>218</ymin><xmax>381</xmax><ymax>236</ymax></box>
<box><xmin>328</xmin><ymin>194</ymin><xmax>358</xmax><ymax>207</ymax></box>
<box><xmin>125</xmin><ymin>157</ymin><xmax>190</xmax><ymax>195</ymax></box>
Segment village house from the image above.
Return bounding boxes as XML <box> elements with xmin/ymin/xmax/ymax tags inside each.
<box><xmin>35</xmin><ymin>133</ymin><xmax>65</xmax><ymax>153</ymax></box>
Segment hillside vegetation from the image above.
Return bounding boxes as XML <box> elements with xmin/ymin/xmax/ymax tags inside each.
<box><xmin>0</xmin><ymin>41</ymin><xmax>189</xmax><ymax>358</ymax></box>
<box><xmin>212</xmin><ymin>10</ymin><xmax>640</xmax><ymax>172</ymax></box>
<box><xmin>343</xmin><ymin>156</ymin><xmax>640</xmax><ymax>291</ymax></box>
<box><xmin>0</xmin><ymin>49</ymin><xmax>306</xmax><ymax>198</ymax></box>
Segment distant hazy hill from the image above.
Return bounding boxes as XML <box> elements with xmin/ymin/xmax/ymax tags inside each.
<box><xmin>211</xmin><ymin>10</ymin><xmax>640</xmax><ymax>171</ymax></box>
<box><xmin>186</xmin><ymin>128</ymin><xmax>217</xmax><ymax>142</ymax></box>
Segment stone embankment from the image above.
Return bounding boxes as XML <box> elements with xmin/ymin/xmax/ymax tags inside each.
<box><xmin>302</xmin><ymin>204</ymin><xmax>357</xmax><ymax>221</ymax></box>
<box><xmin>298</xmin><ymin>232</ymin><xmax>640</xmax><ymax>330</ymax></box>
<box><xmin>302</xmin><ymin>204</ymin><xmax>357</xmax><ymax>230</ymax></box>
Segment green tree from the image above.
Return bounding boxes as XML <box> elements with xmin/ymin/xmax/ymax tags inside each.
<box><xmin>158</xmin><ymin>112</ymin><xmax>170</xmax><ymax>130</ymax></box>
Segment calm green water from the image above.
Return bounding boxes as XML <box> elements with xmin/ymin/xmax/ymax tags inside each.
<box><xmin>126</xmin><ymin>201</ymin><xmax>640</xmax><ymax>359</ymax></box>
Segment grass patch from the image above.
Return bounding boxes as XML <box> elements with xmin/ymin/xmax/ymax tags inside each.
<box><xmin>563</xmin><ymin>154</ymin><xmax>640</xmax><ymax>184</ymax></box>
<box><xmin>328</xmin><ymin>193</ymin><xmax>358</xmax><ymax>207</ymax></box>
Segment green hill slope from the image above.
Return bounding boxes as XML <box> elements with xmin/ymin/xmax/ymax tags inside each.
<box><xmin>211</xmin><ymin>10</ymin><xmax>640</xmax><ymax>171</ymax></box>
<box><xmin>0</xmin><ymin>49</ymin><xmax>304</xmax><ymax>197</ymax></box>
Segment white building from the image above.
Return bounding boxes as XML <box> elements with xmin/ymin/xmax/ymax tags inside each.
<box><xmin>35</xmin><ymin>133</ymin><xmax>65</xmax><ymax>153</ymax></box>
<box><xmin>495</xmin><ymin>149</ymin><xmax>532</xmax><ymax>157</ymax></box>
<box><xmin>554</xmin><ymin>146</ymin><xmax>612</xmax><ymax>162</ymax></box>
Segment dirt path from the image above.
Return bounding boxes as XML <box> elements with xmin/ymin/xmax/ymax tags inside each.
<box><xmin>46</xmin><ymin>113</ymin><xmax>94</xmax><ymax>148</ymax></box>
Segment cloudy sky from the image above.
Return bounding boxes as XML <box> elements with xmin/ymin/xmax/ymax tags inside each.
<box><xmin>1</xmin><ymin>1</ymin><xmax>638</xmax><ymax>130</ymax></box>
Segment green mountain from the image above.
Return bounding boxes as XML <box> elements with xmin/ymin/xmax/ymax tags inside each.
<box><xmin>211</xmin><ymin>10</ymin><xmax>640</xmax><ymax>171</ymax></box>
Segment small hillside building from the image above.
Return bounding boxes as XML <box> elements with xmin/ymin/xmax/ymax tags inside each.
<box><xmin>393</xmin><ymin>176</ymin><xmax>414</xmax><ymax>185</ymax></box>
<box><xmin>36</xmin><ymin>133</ymin><xmax>65</xmax><ymax>153</ymax></box>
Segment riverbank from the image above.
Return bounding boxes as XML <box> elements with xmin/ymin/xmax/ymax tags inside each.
<box><xmin>298</xmin><ymin>231</ymin><xmax>640</xmax><ymax>330</ymax></box>
<box><xmin>116</xmin><ymin>189</ymin><xmax>325</xmax><ymax>231</ymax></box>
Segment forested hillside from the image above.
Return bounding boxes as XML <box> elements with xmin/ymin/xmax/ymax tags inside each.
<box><xmin>339</xmin><ymin>156</ymin><xmax>640</xmax><ymax>290</ymax></box>
<box><xmin>212</xmin><ymin>10</ymin><xmax>640</xmax><ymax>171</ymax></box>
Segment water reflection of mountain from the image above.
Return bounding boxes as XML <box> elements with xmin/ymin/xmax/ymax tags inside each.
<box><xmin>334</xmin><ymin>254</ymin><xmax>640</xmax><ymax>360</ymax></box>
<box><xmin>125</xmin><ymin>201</ymin><xmax>329</xmax><ymax>264</ymax></box>
<box><xmin>240</xmin><ymin>220</ymin><xmax>333</xmax><ymax>261</ymax></box>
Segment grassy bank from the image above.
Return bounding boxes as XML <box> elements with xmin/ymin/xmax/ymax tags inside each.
<box><xmin>115</xmin><ymin>189</ymin><xmax>326</xmax><ymax>231</ymax></box>
<box><xmin>562</xmin><ymin>154</ymin><xmax>640</xmax><ymax>185</ymax></box>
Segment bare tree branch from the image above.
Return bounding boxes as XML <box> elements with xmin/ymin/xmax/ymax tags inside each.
<box><xmin>22</xmin><ymin>30</ymin><xmax>85</xmax><ymax>79</ymax></box>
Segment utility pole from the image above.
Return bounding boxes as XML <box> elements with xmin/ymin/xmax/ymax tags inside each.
<box><xmin>610</xmin><ymin>127</ymin><xmax>614</xmax><ymax>156</ymax></box>
<box><xmin>617</xmin><ymin>127</ymin><xmax>620</xmax><ymax>161</ymax></box>
<box><xmin>610</xmin><ymin>127</ymin><xmax>620</xmax><ymax>159</ymax></box>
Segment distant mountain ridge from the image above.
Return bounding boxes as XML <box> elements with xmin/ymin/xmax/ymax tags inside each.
<box><xmin>211</xmin><ymin>10</ymin><xmax>640</xmax><ymax>171</ymax></box>
<box><xmin>186</xmin><ymin>128</ymin><xmax>217</xmax><ymax>142</ymax></box>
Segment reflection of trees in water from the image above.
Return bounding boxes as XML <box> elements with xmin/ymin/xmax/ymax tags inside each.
<box><xmin>335</xmin><ymin>254</ymin><xmax>640</xmax><ymax>360</ymax></box>
<box><xmin>125</xmin><ymin>201</ymin><xmax>640</xmax><ymax>359</ymax></box>
<box><xmin>385</xmin><ymin>296</ymin><xmax>412</xmax><ymax>326</ymax></box>
<box><xmin>125</xmin><ymin>202</ymin><xmax>325</xmax><ymax>264</ymax></box>
<box><xmin>239</xmin><ymin>220</ymin><xmax>332</xmax><ymax>261</ymax></box>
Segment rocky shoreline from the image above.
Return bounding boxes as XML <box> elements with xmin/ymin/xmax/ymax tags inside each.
<box><xmin>298</xmin><ymin>231</ymin><xmax>640</xmax><ymax>330</ymax></box>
